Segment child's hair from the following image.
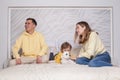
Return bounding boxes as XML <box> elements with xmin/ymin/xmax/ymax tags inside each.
<box><xmin>60</xmin><ymin>42</ymin><xmax>72</xmax><ymax>52</ymax></box>
<box><xmin>74</xmin><ymin>21</ymin><xmax>92</xmax><ymax>44</ymax></box>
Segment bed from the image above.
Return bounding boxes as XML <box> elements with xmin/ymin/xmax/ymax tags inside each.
<box><xmin>0</xmin><ymin>61</ymin><xmax>120</xmax><ymax>80</ymax></box>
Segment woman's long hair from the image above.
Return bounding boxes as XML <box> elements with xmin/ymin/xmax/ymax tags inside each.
<box><xmin>74</xmin><ymin>21</ymin><xmax>92</xmax><ymax>44</ymax></box>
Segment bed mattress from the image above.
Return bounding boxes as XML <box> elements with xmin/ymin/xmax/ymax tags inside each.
<box><xmin>0</xmin><ymin>61</ymin><xmax>120</xmax><ymax>80</ymax></box>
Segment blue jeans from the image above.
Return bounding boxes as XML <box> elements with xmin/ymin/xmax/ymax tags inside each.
<box><xmin>76</xmin><ymin>52</ymin><xmax>112</xmax><ymax>67</ymax></box>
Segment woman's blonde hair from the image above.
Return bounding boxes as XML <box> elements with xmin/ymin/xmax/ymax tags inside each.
<box><xmin>74</xmin><ymin>21</ymin><xmax>92</xmax><ymax>44</ymax></box>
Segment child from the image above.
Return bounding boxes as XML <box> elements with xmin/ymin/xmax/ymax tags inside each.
<box><xmin>54</xmin><ymin>42</ymin><xmax>72</xmax><ymax>64</ymax></box>
<box><xmin>74</xmin><ymin>21</ymin><xmax>112</xmax><ymax>67</ymax></box>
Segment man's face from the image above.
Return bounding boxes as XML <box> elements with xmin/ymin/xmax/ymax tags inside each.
<box><xmin>25</xmin><ymin>20</ymin><xmax>35</xmax><ymax>32</ymax></box>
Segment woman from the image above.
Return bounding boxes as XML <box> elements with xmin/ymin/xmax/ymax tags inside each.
<box><xmin>74</xmin><ymin>21</ymin><xmax>112</xmax><ymax>67</ymax></box>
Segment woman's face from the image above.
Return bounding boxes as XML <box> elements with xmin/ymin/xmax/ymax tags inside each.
<box><xmin>76</xmin><ymin>24</ymin><xmax>86</xmax><ymax>36</ymax></box>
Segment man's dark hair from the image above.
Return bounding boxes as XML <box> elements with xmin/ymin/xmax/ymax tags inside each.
<box><xmin>26</xmin><ymin>18</ymin><xmax>37</xmax><ymax>26</ymax></box>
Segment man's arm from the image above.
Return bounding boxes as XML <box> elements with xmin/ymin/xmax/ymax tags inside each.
<box><xmin>12</xmin><ymin>36</ymin><xmax>22</xmax><ymax>59</ymax></box>
<box><xmin>37</xmin><ymin>34</ymin><xmax>48</xmax><ymax>56</ymax></box>
<box><xmin>36</xmin><ymin>33</ymin><xmax>48</xmax><ymax>63</ymax></box>
<box><xmin>12</xmin><ymin>36</ymin><xmax>23</xmax><ymax>64</ymax></box>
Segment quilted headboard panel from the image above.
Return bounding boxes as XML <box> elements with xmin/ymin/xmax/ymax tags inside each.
<box><xmin>9</xmin><ymin>7</ymin><xmax>112</xmax><ymax>58</ymax></box>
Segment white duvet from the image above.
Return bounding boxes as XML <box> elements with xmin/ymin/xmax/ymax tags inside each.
<box><xmin>0</xmin><ymin>61</ymin><xmax>120</xmax><ymax>80</ymax></box>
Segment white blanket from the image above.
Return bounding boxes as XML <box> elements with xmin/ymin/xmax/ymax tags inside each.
<box><xmin>0</xmin><ymin>61</ymin><xmax>120</xmax><ymax>80</ymax></box>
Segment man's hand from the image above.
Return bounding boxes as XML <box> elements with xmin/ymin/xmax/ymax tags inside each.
<box><xmin>16</xmin><ymin>58</ymin><xmax>22</xmax><ymax>65</ymax></box>
<box><xmin>36</xmin><ymin>56</ymin><xmax>42</xmax><ymax>64</ymax></box>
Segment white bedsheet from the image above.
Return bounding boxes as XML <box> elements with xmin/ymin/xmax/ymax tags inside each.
<box><xmin>0</xmin><ymin>61</ymin><xmax>120</xmax><ymax>80</ymax></box>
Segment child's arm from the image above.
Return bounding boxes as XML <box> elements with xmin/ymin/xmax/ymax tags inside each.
<box><xmin>54</xmin><ymin>53</ymin><xmax>62</xmax><ymax>64</ymax></box>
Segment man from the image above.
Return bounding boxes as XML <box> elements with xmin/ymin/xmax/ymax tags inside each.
<box><xmin>11</xmin><ymin>18</ymin><xmax>48</xmax><ymax>65</ymax></box>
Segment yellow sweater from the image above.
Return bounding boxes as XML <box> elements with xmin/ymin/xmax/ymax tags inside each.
<box><xmin>79</xmin><ymin>32</ymin><xmax>106</xmax><ymax>59</ymax></box>
<box><xmin>54</xmin><ymin>52</ymin><xmax>62</xmax><ymax>64</ymax></box>
<box><xmin>12</xmin><ymin>31</ymin><xmax>48</xmax><ymax>59</ymax></box>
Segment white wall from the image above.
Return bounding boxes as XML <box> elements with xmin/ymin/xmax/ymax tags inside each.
<box><xmin>0</xmin><ymin>0</ymin><xmax>120</xmax><ymax>69</ymax></box>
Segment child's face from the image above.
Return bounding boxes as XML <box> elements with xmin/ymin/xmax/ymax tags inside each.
<box><xmin>62</xmin><ymin>47</ymin><xmax>71</xmax><ymax>53</ymax></box>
